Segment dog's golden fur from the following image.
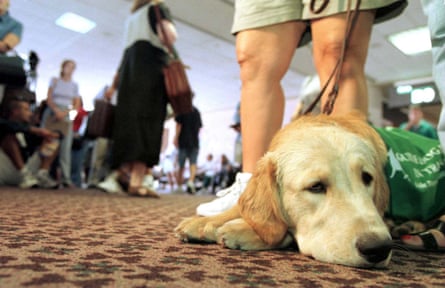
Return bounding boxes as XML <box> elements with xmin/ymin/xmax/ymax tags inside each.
<box><xmin>175</xmin><ymin>111</ymin><xmax>393</xmax><ymax>267</ymax></box>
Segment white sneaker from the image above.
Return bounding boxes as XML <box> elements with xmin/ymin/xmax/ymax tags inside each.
<box><xmin>173</xmin><ymin>186</ymin><xmax>184</xmax><ymax>194</ymax></box>
<box><xmin>19</xmin><ymin>168</ymin><xmax>39</xmax><ymax>189</ymax></box>
<box><xmin>196</xmin><ymin>172</ymin><xmax>252</xmax><ymax>216</ymax></box>
<box><xmin>97</xmin><ymin>172</ymin><xmax>123</xmax><ymax>194</ymax></box>
<box><xmin>142</xmin><ymin>174</ymin><xmax>155</xmax><ymax>190</ymax></box>
<box><xmin>187</xmin><ymin>180</ymin><xmax>196</xmax><ymax>194</ymax></box>
<box><xmin>36</xmin><ymin>170</ymin><xmax>58</xmax><ymax>189</ymax></box>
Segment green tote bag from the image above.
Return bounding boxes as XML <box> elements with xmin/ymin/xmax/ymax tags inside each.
<box><xmin>376</xmin><ymin>127</ymin><xmax>445</xmax><ymax>222</ymax></box>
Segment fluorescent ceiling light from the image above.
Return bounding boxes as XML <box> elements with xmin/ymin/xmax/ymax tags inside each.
<box><xmin>56</xmin><ymin>12</ymin><xmax>96</xmax><ymax>34</ymax></box>
<box><xmin>411</xmin><ymin>87</ymin><xmax>435</xmax><ymax>104</ymax></box>
<box><xmin>396</xmin><ymin>85</ymin><xmax>412</xmax><ymax>94</ymax></box>
<box><xmin>388</xmin><ymin>26</ymin><xmax>431</xmax><ymax>55</ymax></box>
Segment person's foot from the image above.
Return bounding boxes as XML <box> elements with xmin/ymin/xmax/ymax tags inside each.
<box><xmin>19</xmin><ymin>168</ymin><xmax>39</xmax><ymax>189</ymax></box>
<box><xmin>97</xmin><ymin>172</ymin><xmax>124</xmax><ymax>194</ymax></box>
<box><xmin>36</xmin><ymin>170</ymin><xmax>58</xmax><ymax>189</ymax></box>
<box><xmin>196</xmin><ymin>172</ymin><xmax>251</xmax><ymax>216</ymax></box>
<box><xmin>399</xmin><ymin>216</ymin><xmax>445</xmax><ymax>252</ymax></box>
<box><xmin>186</xmin><ymin>180</ymin><xmax>196</xmax><ymax>194</ymax></box>
<box><xmin>173</xmin><ymin>186</ymin><xmax>184</xmax><ymax>194</ymax></box>
<box><xmin>61</xmin><ymin>181</ymin><xmax>76</xmax><ymax>189</ymax></box>
<box><xmin>128</xmin><ymin>186</ymin><xmax>160</xmax><ymax>198</ymax></box>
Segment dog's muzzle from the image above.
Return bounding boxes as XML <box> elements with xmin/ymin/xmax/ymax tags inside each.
<box><xmin>356</xmin><ymin>234</ymin><xmax>392</xmax><ymax>265</ymax></box>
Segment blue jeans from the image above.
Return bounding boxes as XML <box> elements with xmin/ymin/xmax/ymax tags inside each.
<box><xmin>71</xmin><ymin>139</ymin><xmax>89</xmax><ymax>187</ymax></box>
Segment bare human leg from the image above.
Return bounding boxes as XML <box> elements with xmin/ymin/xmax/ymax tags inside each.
<box><xmin>236</xmin><ymin>21</ymin><xmax>307</xmax><ymax>173</ymax></box>
<box><xmin>311</xmin><ymin>10</ymin><xmax>375</xmax><ymax>116</ymax></box>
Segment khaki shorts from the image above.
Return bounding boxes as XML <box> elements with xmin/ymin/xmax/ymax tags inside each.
<box><xmin>232</xmin><ymin>0</ymin><xmax>407</xmax><ymax>41</ymax></box>
<box><xmin>0</xmin><ymin>149</ymin><xmax>40</xmax><ymax>186</ymax></box>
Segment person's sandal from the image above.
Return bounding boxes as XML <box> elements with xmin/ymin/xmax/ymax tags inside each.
<box><xmin>128</xmin><ymin>163</ymin><xmax>160</xmax><ymax>199</ymax></box>
<box><xmin>130</xmin><ymin>186</ymin><xmax>160</xmax><ymax>198</ymax></box>
<box><xmin>398</xmin><ymin>219</ymin><xmax>445</xmax><ymax>252</ymax></box>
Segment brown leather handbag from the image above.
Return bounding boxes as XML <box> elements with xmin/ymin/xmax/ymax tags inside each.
<box><xmin>154</xmin><ymin>4</ymin><xmax>193</xmax><ymax>116</ymax></box>
<box><xmin>85</xmin><ymin>100</ymin><xmax>115</xmax><ymax>139</ymax></box>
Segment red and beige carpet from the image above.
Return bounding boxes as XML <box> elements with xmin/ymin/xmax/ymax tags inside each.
<box><xmin>0</xmin><ymin>187</ymin><xmax>444</xmax><ymax>288</ymax></box>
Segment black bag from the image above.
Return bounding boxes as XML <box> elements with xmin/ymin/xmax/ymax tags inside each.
<box><xmin>85</xmin><ymin>100</ymin><xmax>115</xmax><ymax>139</ymax></box>
<box><xmin>0</xmin><ymin>55</ymin><xmax>26</xmax><ymax>87</ymax></box>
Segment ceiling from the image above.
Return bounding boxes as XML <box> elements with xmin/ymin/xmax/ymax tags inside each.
<box><xmin>13</xmin><ymin>0</ymin><xmax>433</xmax><ymax>115</ymax></box>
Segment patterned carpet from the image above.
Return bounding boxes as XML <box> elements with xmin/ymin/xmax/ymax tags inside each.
<box><xmin>0</xmin><ymin>187</ymin><xmax>444</xmax><ymax>288</ymax></box>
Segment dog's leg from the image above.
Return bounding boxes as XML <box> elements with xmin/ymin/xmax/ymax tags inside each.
<box><xmin>216</xmin><ymin>218</ymin><xmax>293</xmax><ymax>250</ymax></box>
<box><xmin>175</xmin><ymin>207</ymin><xmax>240</xmax><ymax>243</ymax></box>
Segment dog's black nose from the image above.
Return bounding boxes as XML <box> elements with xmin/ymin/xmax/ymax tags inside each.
<box><xmin>356</xmin><ymin>235</ymin><xmax>392</xmax><ymax>264</ymax></box>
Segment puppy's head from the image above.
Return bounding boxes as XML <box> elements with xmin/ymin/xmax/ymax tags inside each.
<box><xmin>239</xmin><ymin>112</ymin><xmax>391</xmax><ymax>267</ymax></box>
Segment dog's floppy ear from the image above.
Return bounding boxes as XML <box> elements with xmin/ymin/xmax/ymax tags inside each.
<box><xmin>374</xmin><ymin>167</ymin><xmax>390</xmax><ymax>216</ymax></box>
<box><xmin>370</xmin><ymin>134</ymin><xmax>390</xmax><ymax>216</ymax></box>
<box><xmin>362</xmin><ymin>124</ymin><xmax>390</xmax><ymax>216</ymax></box>
<box><xmin>238</xmin><ymin>153</ymin><xmax>288</xmax><ymax>246</ymax></box>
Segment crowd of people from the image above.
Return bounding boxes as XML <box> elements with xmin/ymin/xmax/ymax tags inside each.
<box><xmin>1</xmin><ymin>0</ymin><xmax>445</xmax><ymax>252</ymax></box>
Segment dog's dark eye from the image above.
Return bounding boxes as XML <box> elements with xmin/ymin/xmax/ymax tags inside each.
<box><xmin>308</xmin><ymin>182</ymin><xmax>326</xmax><ymax>193</ymax></box>
<box><xmin>362</xmin><ymin>172</ymin><xmax>373</xmax><ymax>186</ymax></box>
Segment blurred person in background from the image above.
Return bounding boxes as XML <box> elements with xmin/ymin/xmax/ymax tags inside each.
<box><xmin>400</xmin><ymin>104</ymin><xmax>438</xmax><ymax>140</ymax></box>
<box><xmin>0</xmin><ymin>0</ymin><xmax>22</xmax><ymax>54</ymax></box>
<box><xmin>70</xmin><ymin>98</ymin><xmax>89</xmax><ymax>187</ymax></box>
<box><xmin>0</xmin><ymin>99</ymin><xmax>59</xmax><ymax>189</ymax></box>
<box><xmin>0</xmin><ymin>0</ymin><xmax>23</xmax><ymax>104</ymax></box>
<box><xmin>41</xmin><ymin>59</ymin><xmax>81</xmax><ymax>188</ymax></box>
<box><xmin>98</xmin><ymin>0</ymin><xmax>177</xmax><ymax>198</ymax></box>
<box><xmin>174</xmin><ymin>105</ymin><xmax>202</xmax><ymax>194</ymax></box>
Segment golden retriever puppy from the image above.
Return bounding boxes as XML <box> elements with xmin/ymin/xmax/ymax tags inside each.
<box><xmin>175</xmin><ymin>112</ymin><xmax>392</xmax><ymax>268</ymax></box>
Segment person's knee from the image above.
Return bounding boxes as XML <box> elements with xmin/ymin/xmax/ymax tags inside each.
<box><xmin>315</xmin><ymin>40</ymin><xmax>366</xmax><ymax>79</ymax></box>
<box><xmin>237</xmin><ymin>42</ymin><xmax>283</xmax><ymax>84</ymax></box>
<box><xmin>237</xmin><ymin>46</ymin><xmax>262</xmax><ymax>83</ymax></box>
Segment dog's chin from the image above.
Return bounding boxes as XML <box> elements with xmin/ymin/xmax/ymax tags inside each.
<box><xmin>298</xmin><ymin>241</ymin><xmax>392</xmax><ymax>268</ymax></box>
<box><xmin>307</xmin><ymin>253</ymin><xmax>392</xmax><ymax>269</ymax></box>
<box><xmin>347</xmin><ymin>251</ymin><xmax>392</xmax><ymax>269</ymax></box>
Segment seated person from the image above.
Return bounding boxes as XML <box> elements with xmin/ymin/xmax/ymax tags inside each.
<box><xmin>399</xmin><ymin>104</ymin><xmax>438</xmax><ymax>140</ymax></box>
<box><xmin>215</xmin><ymin>154</ymin><xmax>233</xmax><ymax>189</ymax></box>
<box><xmin>0</xmin><ymin>99</ymin><xmax>60</xmax><ymax>188</ymax></box>
<box><xmin>199</xmin><ymin>154</ymin><xmax>219</xmax><ymax>193</ymax></box>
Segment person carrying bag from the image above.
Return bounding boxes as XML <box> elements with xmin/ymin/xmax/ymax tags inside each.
<box><xmin>97</xmin><ymin>0</ymin><xmax>179</xmax><ymax>197</ymax></box>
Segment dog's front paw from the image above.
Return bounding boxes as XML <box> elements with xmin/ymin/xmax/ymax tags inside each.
<box><xmin>174</xmin><ymin>216</ymin><xmax>219</xmax><ymax>243</ymax></box>
<box><xmin>216</xmin><ymin>219</ymin><xmax>271</xmax><ymax>250</ymax></box>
